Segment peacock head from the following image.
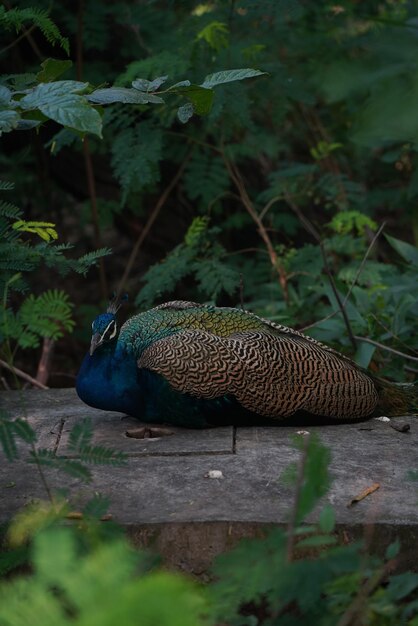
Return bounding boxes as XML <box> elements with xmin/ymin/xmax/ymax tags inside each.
<box><xmin>90</xmin><ymin>313</ymin><xmax>118</xmax><ymax>355</ymax></box>
<box><xmin>89</xmin><ymin>293</ymin><xmax>127</xmax><ymax>355</ymax></box>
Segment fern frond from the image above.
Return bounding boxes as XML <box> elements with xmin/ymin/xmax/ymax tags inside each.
<box><xmin>0</xmin><ymin>243</ymin><xmax>36</xmax><ymax>273</ymax></box>
<box><xmin>0</xmin><ymin>180</ymin><xmax>14</xmax><ymax>191</ymax></box>
<box><xmin>193</xmin><ymin>258</ymin><xmax>239</xmax><ymax>301</ymax></box>
<box><xmin>135</xmin><ymin>244</ymin><xmax>195</xmax><ymax>308</ymax></box>
<box><xmin>117</xmin><ymin>51</ymin><xmax>190</xmax><ymax>86</ymax></box>
<box><xmin>111</xmin><ymin>122</ymin><xmax>163</xmax><ymax>205</ymax></box>
<box><xmin>15</xmin><ymin>289</ymin><xmax>75</xmax><ymax>347</ymax></box>
<box><xmin>29</xmin><ymin>449</ymin><xmax>92</xmax><ymax>481</ymax></box>
<box><xmin>0</xmin><ymin>200</ymin><xmax>22</xmax><ymax>220</ymax></box>
<box><xmin>77</xmin><ymin>445</ymin><xmax>128</xmax><ymax>467</ymax></box>
<box><xmin>1</xmin><ymin>7</ymin><xmax>69</xmax><ymax>54</ymax></box>
<box><xmin>68</xmin><ymin>418</ymin><xmax>93</xmax><ymax>451</ymax></box>
<box><xmin>82</xmin><ymin>493</ymin><xmax>110</xmax><ymax>519</ymax></box>
<box><xmin>183</xmin><ymin>150</ymin><xmax>230</xmax><ymax>209</ymax></box>
<box><xmin>0</xmin><ymin>411</ymin><xmax>18</xmax><ymax>461</ymax></box>
<box><xmin>0</xmin><ymin>411</ymin><xmax>36</xmax><ymax>461</ymax></box>
<box><xmin>136</xmin><ymin>217</ymin><xmax>238</xmax><ymax>307</ymax></box>
<box><xmin>69</xmin><ymin>248</ymin><xmax>112</xmax><ymax>275</ymax></box>
<box><xmin>12</xmin><ymin>220</ymin><xmax>58</xmax><ymax>242</ymax></box>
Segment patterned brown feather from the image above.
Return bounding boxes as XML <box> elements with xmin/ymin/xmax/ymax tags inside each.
<box><xmin>137</xmin><ymin>324</ymin><xmax>379</xmax><ymax>420</ymax></box>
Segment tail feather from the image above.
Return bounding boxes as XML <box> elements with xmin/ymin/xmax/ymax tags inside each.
<box><xmin>373</xmin><ymin>378</ymin><xmax>417</xmax><ymax>417</ymax></box>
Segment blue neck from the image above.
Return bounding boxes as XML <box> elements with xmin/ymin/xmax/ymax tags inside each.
<box><xmin>76</xmin><ymin>342</ymin><xmax>145</xmax><ymax>416</ymax></box>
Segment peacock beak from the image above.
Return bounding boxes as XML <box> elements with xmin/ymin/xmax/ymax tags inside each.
<box><xmin>89</xmin><ymin>333</ymin><xmax>102</xmax><ymax>356</ymax></box>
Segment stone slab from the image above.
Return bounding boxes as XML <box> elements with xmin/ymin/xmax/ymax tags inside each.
<box><xmin>2</xmin><ymin>388</ymin><xmax>234</xmax><ymax>456</ymax></box>
<box><xmin>1</xmin><ymin>389</ymin><xmax>417</xmax><ymax>574</ymax></box>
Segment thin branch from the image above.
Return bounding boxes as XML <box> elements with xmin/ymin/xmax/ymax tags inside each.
<box><xmin>348</xmin><ymin>222</ymin><xmax>386</xmax><ymax>297</ymax></box>
<box><xmin>207</xmin><ymin>191</ymin><xmax>242</xmax><ymax>213</ymax></box>
<box><xmin>36</xmin><ymin>337</ymin><xmax>55</xmax><ymax>386</ymax></box>
<box><xmin>319</xmin><ymin>240</ymin><xmax>357</xmax><ymax>351</ymax></box>
<box><xmin>337</xmin><ymin>559</ymin><xmax>397</xmax><ymax>626</ymax></box>
<box><xmin>225</xmin><ymin>247</ymin><xmax>269</xmax><ymax>257</ymax></box>
<box><xmin>165</xmin><ymin>130</ymin><xmax>222</xmax><ymax>154</ymax></box>
<box><xmin>301</xmin><ymin>222</ymin><xmax>386</xmax><ymax>332</ymax></box>
<box><xmin>76</xmin><ymin>0</ymin><xmax>108</xmax><ymax>300</ymax></box>
<box><xmin>353</xmin><ymin>336</ymin><xmax>418</xmax><ymax>363</ymax></box>
<box><xmin>284</xmin><ymin>191</ymin><xmax>357</xmax><ymax>350</ymax></box>
<box><xmin>259</xmin><ymin>195</ymin><xmax>282</xmax><ymax>221</ymax></box>
<box><xmin>239</xmin><ymin>274</ymin><xmax>244</xmax><ymax>309</ymax></box>
<box><xmin>117</xmin><ymin>151</ymin><xmax>193</xmax><ymax>296</ymax></box>
<box><xmin>368</xmin><ymin>312</ymin><xmax>418</xmax><ymax>356</ymax></box>
<box><xmin>0</xmin><ymin>358</ymin><xmax>49</xmax><ymax>389</ymax></box>
<box><xmin>2</xmin><ymin>1</ymin><xmax>42</xmax><ymax>59</ymax></box>
<box><xmin>82</xmin><ymin>138</ymin><xmax>108</xmax><ymax>299</ymax></box>
<box><xmin>0</xmin><ymin>23</ymin><xmax>37</xmax><ymax>56</ymax></box>
<box><xmin>222</xmin><ymin>152</ymin><xmax>289</xmax><ymax>303</ymax></box>
<box><xmin>30</xmin><ymin>443</ymin><xmax>54</xmax><ymax>502</ymax></box>
<box><xmin>1</xmin><ymin>376</ymin><xmax>11</xmax><ymax>390</ymax></box>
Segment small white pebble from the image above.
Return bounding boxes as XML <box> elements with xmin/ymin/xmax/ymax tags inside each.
<box><xmin>374</xmin><ymin>416</ymin><xmax>390</xmax><ymax>422</ymax></box>
<box><xmin>296</xmin><ymin>430</ymin><xmax>310</xmax><ymax>436</ymax></box>
<box><xmin>205</xmin><ymin>470</ymin><xmax>224</xmax><ymax>479</ymax></box>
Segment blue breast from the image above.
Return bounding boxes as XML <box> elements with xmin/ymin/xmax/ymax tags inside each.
<box><xmin>76</xmin><ymin>342</ymin><xmax>258</xmax><ymax>428</ymax></box>
<box><xmin>76</xmin><ymin>344</ymin><xmax>144</xmax><ymax>417</ymax></box>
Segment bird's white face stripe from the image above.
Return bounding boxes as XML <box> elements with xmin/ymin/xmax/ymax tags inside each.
<box><xmin>102</xmin><ymin>320</ymin><xmax>117</xmax><ymax>341</ymax></box>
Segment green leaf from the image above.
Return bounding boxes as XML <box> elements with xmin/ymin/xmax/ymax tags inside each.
<box><xmin>19</xmin><ymin>80</ymin><xmax>87</xmax><ymax>106</ymax></box>
<box><xmin>34</xmin><ymin>527</ymin><xmax>76</xmax><ymax>584</ymax></box>
<box><xmin>328</xmin><ymin>210</ymin><xmax>377</xmax><ymax>236</ymax></box>
<box><xmin>289</xmin><ymin>434</ymin><xmax>332</xmax><ymax>525</ymax></box>
<box><xmin>0</xmin><ymin>415</ymin><xmax>18</xmax><ymax>461</ymax></box>
<box><xmin>77</xmin><ymin>444</ymin><xmax>127</xmax><ymax>467</ymax></box>
<box><xmin>385</xmin><ymin>234</ymin><xmax>418</xmax><ymax>266</ymax></box>
<box><xmin>87</xmin><ymin>87</ymin><xmax>164</xmax><ymax>105</ymax></box>
<box><xmin>68</xmin><ymin>418</ymin><xmax>93</xmax><ymax>451</ymax></box>
<box><xmin>200</xmin><ymin>68</ymin><xmax>267</xmax><ymax>89</ymax></box>
<box><xmin>175</xmin><ymin>85</ymin><xmax>214</xmax><ymax>115</ymax></box>
<box><xmin>16</xmin><ymin>118</ymin><xmax>41</xmax><ymax>131</ymax></box>
<box><xmin>12</xmin><ymin>418</ymin><xmax>37</xmax><ymax>444</ymax></box>
<box><xmin>132</xmin><ymin>76</ymin><xmax>168</xmax><ymax>91</ymax></box>
<box><xmin>354</xmin><ymin>341</ymin><xmax>376</xmax><ymax>368</ymax></box>
<box><xmin>17</xmin><ymin>289</ymin><xmax>75</xmax><ymax>344</ymax></box>
<box><xmin>19</xmin><ymin>81</ymin><xmax>102</xmax><ymax>136</ymax></box>
<box><xmin>177</xmin><ymin>102</ymin><xmax>194</xmax><ymax>124</ymax></box>
<box><xmin>197</xmin><ymin>21</ymin><xmax>229</xmax><ymax>52</ymax></box>
<box><xmin>386</xmin><ymin>572</ymin><xmax>418</xmax><ymax>601</ymax></box>
<box><xmin>318</xmin><ymin>504</ymin><xmax>335</xmax><ymax>533</ymax></box>
<box><xmin>12</xmin><ymin>219</ymin><xmax>58</xmax><ymax>241</ymax></box>
<box><xmin>83</xmin><ymin>494</ymin><xmax>110</xmax><ymax>519</ymax></box>
<box><xmin>385</xmin><ymin>540</ymin><xmax>400</xmax><ymax>560</ymax></box>
<box><xmin>36</xmin><ymin>59</ymin><xmax>72</xmax><ymax>83</ymax></box>
<box><xmin>0</xmin><ymin>109</ymin><xmax>20</xmax><ymax>134</ymax></box>
<box><xmin>29</xmin><ymin>449</ymin><xmax>92</xmax><ymax>481</ymax></box>
<box><xmin>168</xmin><ymin>80</ymin><xmax>191</xmax><ymax>89</ymax></box>
<box><xmin>111</xmin><ymin>123</ymin><xmax>163</xmax><ymax>205</ymax></box>
<box><xmin>0</xmin><ymin>85</ymin><xmax>12</xmax><ymax>105</ymax></box>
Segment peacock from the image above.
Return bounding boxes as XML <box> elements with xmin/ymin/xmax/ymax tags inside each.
<box><xmin>76</xmin><ymin>299</ymin><xmax>417</xmax><ymax>428</ymax></box>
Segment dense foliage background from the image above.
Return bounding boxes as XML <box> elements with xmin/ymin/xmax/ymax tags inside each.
<box><xmin>1</xmin><ymin>0</ymin><xmax>418</xmax><ymax>387</ymax></box>
<box><xmin>1</xmin><ymin>5</ymin><xmax>418</xmax><ymax>623</ymax></box>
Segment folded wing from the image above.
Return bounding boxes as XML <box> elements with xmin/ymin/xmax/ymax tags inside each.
<box><xmin>137</xmin><ymin>329</ymin><xmax>378</xmax><ymax>419</ymax></box>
